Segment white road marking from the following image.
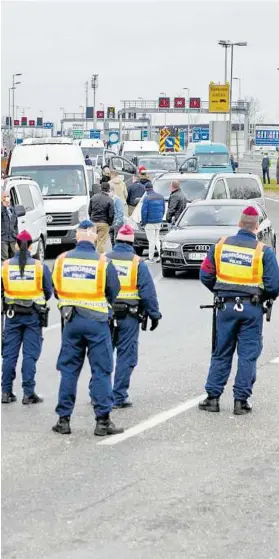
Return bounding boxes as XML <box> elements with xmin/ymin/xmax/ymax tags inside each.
<box><xmin>45</xmin><ymin>322</ymin><xmax>60</xmax><ymax>333</ymax></box>
<box><xmin>97</xmin><ymin>394</ymin><xmax>206</xmax><ymax>446</ymax></box>
<box><xmin>270</xmin><ymin>357</ymin><xmax>279</xmax><ymax>364</ymax></box>
<box><xmin>265</xmin><ymin>197</ymin><xmax>279</xmax><ymax>203</ymax></box>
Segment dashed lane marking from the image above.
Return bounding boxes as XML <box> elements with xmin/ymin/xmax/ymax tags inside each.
<box><xmin>97</xmin><ymin>394</ymin><xmax>206</xmax><ymax>446</ymax></box>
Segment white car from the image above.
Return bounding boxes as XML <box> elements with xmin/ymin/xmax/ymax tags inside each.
<box><xmin>4</xmin><ymin>176</ymin><xmax>47</xmax><ymax>262</ymax></box>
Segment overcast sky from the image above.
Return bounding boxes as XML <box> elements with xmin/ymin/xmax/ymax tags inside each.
<box><xmin>2</xmin><ymin>0</ymin><xmax>279</xmax><ymax>126</ymax></box>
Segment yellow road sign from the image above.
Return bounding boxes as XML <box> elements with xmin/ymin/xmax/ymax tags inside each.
<box><xmin>209</xmin><ymin>83</ymin><xmax>230</xmax><ymax>113</ymax></box>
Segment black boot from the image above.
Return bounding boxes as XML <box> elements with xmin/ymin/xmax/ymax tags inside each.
<box><xmin>94</xmin><ymin>415</ymin><xmax>124</xmax><ymax>436</ymax></box>
<box><xmin>2</xmin><ymin>392</ymin><xmax>17</xmax><ymax>404</ymax></box>
<box><xmin>113</xmin><ymin>400</ymin><xmax>133</xmax><ymax>409</ymax></box>
<box><xmin>52</xmin><ymin>416</ymin><xmax>71</xmax><ymax>435</ymax></box>
<box><xmin>198</xmin><ymin>396</ymin><xmax>220</xmax><ymax>412</ymax></box>
<box><xmin>234</xmin><ymin>400</ymin><xmax>252</xmax><ymax>415</ymax></box>
<box><xmin>22</xmin><ymin>393</ymin><xmax>44</xmax><ymax>405</ymax></box>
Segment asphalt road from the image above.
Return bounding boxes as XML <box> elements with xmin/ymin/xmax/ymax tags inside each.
<box><xmin>2</xmin><ymin>198</ymin><xmax>279</xmax><ymax>559</ymax></box>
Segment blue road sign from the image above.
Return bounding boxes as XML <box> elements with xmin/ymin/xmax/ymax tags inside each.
<box><xmin>43</xmin><ymin>122</ymin><xmax>53</xmax><ymax>129</ymax></box>
<box><xmin>89</xmin><ymin>129</ymin><xmax>101</xmax><ymax>139</ymax></box>
<box><xmin>179</xmin><ymin>131</ymin><xmax>185</xmax><ymax>149</ymax></box>
<box><xmin>16</xmin><ymin>138</ymin><xmax>23</xmax><ymax>144</ymax></box>
<box><xmin>255</xmin><ymin>129</ymin><xmax>279</xmax><ymax>146</ymax></box>
<box><xmin>165</xmin><ymin>136</ymin><xmax>175</xmax><ymax>149</ymax></box>
<box><xmin>141</xmin><ymin>130</ymin><xmax>148</xmax><ymax>140</ymax></box>
<box><xmin>192</xmin><ymin>127</ymin><xmax>209</xmax><ymax>142</ymax></box>
<box><xmin>108</xmin><ymin>130</ymin><xmax>120</xmax><ymax>145</ymax></box>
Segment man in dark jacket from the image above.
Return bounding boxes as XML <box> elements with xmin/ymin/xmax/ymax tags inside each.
<box><xmin>127</xmin><ymin>168</ymin><xmax>149</xmax><ymax>216</ymax></box>
<box><xmin>262</xmin><ymin>153</ymin><xmax>271</xmax><ymax>185</ymax></box>
<box><xmin>88</xmin><ymin>182</ymin><xmax>115</xmax><ymax>253</ymax></box>
<box><xmin>166</xmin><ymin>180</ymin><xmax>187</xmax><ymax>226</ymax></box>
<box><xmin>1</xmin><ymin>191</ymin><xmax>18</xmax><ymax>262</ymax></box>
<box><xmin>141</xmin><ymin>182</ymin><xmax>165</xmax><ymax>263</ymax></box>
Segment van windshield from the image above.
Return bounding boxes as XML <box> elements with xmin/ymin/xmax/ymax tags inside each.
<box><xmin>11</xmin><ymin>165</ymin><xmax>87</xmax><ymax>196</ymax></box>
<box><xmin>81</xmin><ymin>147</ymin><xmax>103</xmax><ymax>159</ymax></box>
<box><xmin>198</xmin><ymin>153</ymin><xmax>230</xmax><ymax>167</ymax></box>
<box><xmin>124</xmin><ymin>151</ymin><xmax>159</xmax><ymax>161</ymax></box>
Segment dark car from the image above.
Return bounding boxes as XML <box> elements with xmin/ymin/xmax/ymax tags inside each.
<box><xmin>160</xmin><ymin>199</ymin><xmax>276</xmax><ymax>277</ymax></box>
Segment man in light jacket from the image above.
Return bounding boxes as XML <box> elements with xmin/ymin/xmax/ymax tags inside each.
<box><xmin>109</xmin><ymin>171</ymin><xmax>128</xmax><ymax>216</ymax></box>
<box><xmin>109</xmin><ymin>183</ymin><xmax>124</xmax><ymax>245</ymax></box>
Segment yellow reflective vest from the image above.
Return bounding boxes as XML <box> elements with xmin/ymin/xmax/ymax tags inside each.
<box><xmin>2</xmin><ymin>259</ymin><xmax>45</xmax><ymax>306</ymax></box>
<box><xmin>110</xmin><ymin>254</ymin><xmax>140</xmax><ymax>301</ymax></box>
<box><xmin>52</xmin><ymin>253</ymin><xmax>108</xmax><ymax>313</ymax></box>
<box><xmin>215</xmin><ymin>236</ymin><xmax>264</xmax><ymax>293</ymax></box>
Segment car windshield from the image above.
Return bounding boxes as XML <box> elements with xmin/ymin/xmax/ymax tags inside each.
<box><xmin>178</xmin><ymin>205</ymin><xmax>247</xmax><ymax>227</ymax></box>
<box><xmin>137</xmin><ymin>157</ymin><xmax>177</xmax><ymax>171</ymax></box>
<box><xmin>153</xmin><ymin>177</ymin><xmax>210</xmax><ymax>200</ymax></box>
<box><xmin>198</xmin><ymin>153</ymin><xmax>230</xmax><ymax>167</ymax></box>
<box><xmin>11</xmin><ymin>165</ymin><xmax>87</xmax><ymax>196</ymax></box>
<box><xmin>124</xmin><ymin>151</ymin><xmax>159</xmax><ymax>161</ymax></box>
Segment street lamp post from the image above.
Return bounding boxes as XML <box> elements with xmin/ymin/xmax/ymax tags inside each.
<box><xmin>218</xmin><ymin>41</ymin><xmax>230</xmax><ymax>123</ymax></box>
<box><xmin>12</xmin><ymin>73</ymin><xmax>22</xmax><ymax>128</ymax></box>
<box><xmin>160</xmin><ymin>92</ymin><xmax>167</xmax><ymax>127</ymax></box>
<box><xmin>183</xmin><ymin>88</ymin><xmax>191</xmax><ymax>145</ymax></box>
<box><xmin>8</xmin><ymin>87</ymin><xmax>15</xmax><ymax>132</ymax></box>
<box><xmin>85</xmin><ymin>81</ymin><xmax>89</xmax><ymax>130</ymax></box>
<box><xmin>91</xmin><ymin>74</ymin><xmax>98</xmax><ymax>128</ymax></box>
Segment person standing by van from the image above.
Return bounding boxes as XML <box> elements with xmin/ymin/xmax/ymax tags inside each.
<box><xmin>1</xmin><ymin>191</ymin><xmax>18</xmax><ymax>262</ymax></box>
<box><xmin>262</xmin><ymin>153</ymin><xmax>271</xmax><ymax>185</ymax></box>
<box><xmin>109</xmin><ymin>171</ymin><xmax>128</xmax><ymax>216</ymax></box>
<box><xmin>89</xmin><ymin>183</ymin><xmax>115</xmax><ymax>253</ymax></box>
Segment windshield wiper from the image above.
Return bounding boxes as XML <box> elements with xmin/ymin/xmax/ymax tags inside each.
<box><xmin>43</xmin><ymin>193</ymin><xmax>73</xmax><ymax>197</ymax></box>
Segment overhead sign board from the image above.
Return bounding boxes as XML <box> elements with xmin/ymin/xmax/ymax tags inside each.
<box><xmin>43</xmin><ymin>122</ymin><xmax>53</xmax><ymax>129</ymax></box>
<box><xmin>255</xmin><ymin>129</ymin><xmax>279</xmax><ymax>146</ymax></box>
<box><xmin>165</xmin><ymin>136</ymin><xmax>175</xmax><ymax>149</ymax></box>
<box><xmin>89</xmin><ymin>129</ymin><xmax>101</xmax><ymax>139</ymax></box>
<box><xmin>174</xmin><ymin>97</ymin><xmax>185</xmax><ymax>109</ymax></box>
<box><xmin>96</xmin><ymin>110</ymin><xmax>104</xmax><ymax>119</ymax></box>
<box><xmin>108</xmin><ymin>130</ymin><xmax>120</xmax><ymax>145</ymax></box>
<box><xmin>29</xmin><ymin>120</ymin><xmax>35</xmax><ymax>127</ymax></box>
<box><xmin>158</xmin><ymin>97</ymin><xmax>170</xmax><ymax>109</ymax></box>
<box><xmin>107</xmin><ymin>107</ymin><xmax>115</xmax><ymax>119</ymax></box>
<box><xmin>141</xmin><ymin>130</ymin><xmax>148</xmax><ymax>140</ymax></box>
<box><xmin>72</xmin><ymin>129</ymin><xmax>83</xmax><ymax>139</ymax></box>
<box><xmin>189</xmin><ymin>97</ymin><xmax>201</xmax><ymax>109</ymax></box>
<box><xmin>209</xmin><ymin>83</ymin><xmax>229</xmax><ymax>113</ymax></box>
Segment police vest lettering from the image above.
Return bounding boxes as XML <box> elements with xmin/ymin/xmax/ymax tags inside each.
<box><xmin>111</xmin><ymin>255</ymin><xmax>140</xmax><ymax>300</ymax></box>
<box><xmin>215</xmin><ymin>237</ymin><xmax>264</xmax><ymax>294</ymax></box>
<box><xmin>53</xmin><ymin>253</ymin><xmax>108</xmax><ymax>313</ymax></box>
<box><xmin>2</xmin><ymin>260</ymin><xmax>45</xmax><ymax>306</ymax></box>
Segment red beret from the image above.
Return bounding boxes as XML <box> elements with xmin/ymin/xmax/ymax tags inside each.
<box><xmin>138</xmin><ymin>166</ymin><xmax>146</xmax><ymax>174</ymax></box>
<box><xmin>17</xmin><ymin>230</ymin><xmax>32</xmax><ymax>242</ymax></box>
<box><xmin>242</xmin><ymin>206</ymin><xmax>259</xmax><ymax>216</ymax></box>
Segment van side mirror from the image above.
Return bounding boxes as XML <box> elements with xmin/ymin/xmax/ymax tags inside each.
<box><xmin>14</xmin><ymin>204</ymin><xmax>26</xmax><ymax>218</ymax></box>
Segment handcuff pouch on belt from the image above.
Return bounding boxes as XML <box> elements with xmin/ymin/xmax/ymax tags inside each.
<box><xmin>113</xmin><ymin>302</ymin><xmax>140</xmax><ymax>320</ymax></box>
<box><xmin>60</xmin><ymin>306</ymin><xmax>75</xmax><ymax>324</ymax></box>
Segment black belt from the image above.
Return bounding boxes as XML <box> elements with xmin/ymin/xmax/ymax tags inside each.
<box><xmin>218</xmin><ymin>296</ymin><xmax>260</xmax><ymax>304</ymax></box>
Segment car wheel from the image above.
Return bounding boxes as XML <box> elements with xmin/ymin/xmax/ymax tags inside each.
<box><xmin>162</xmin><ymin>267</ymin><xmax>176</xmax><ymax>278</ymax></box>
<box><xmin>34</xmin><ymin>238</ymin><xmax>45</xmax><ymax>263</ymax></box>
<box><xmin>134</xmin><ymin>246</ymin><xmax>144</xmax><ymax>256</ymax></box>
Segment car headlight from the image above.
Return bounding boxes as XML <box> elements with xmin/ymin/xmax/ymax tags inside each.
<box><xmin>78</xmin><ymin>205</ymin><xmax>88</xmax><ymax>221</ymax></box>
<box><xmin>162</xmin><ymin>242</ymin><xmax>180</xmax><ymax>249</ymax></box>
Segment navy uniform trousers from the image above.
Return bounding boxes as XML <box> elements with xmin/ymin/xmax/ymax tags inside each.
<box><xmin>2</xmin><ymin>313</ymin><xmax>43</xmax><ymax>396</ymax></box>
<box><xmin>56</xmin><ymin>314</ymin><xmax>114</xmax><ymax>418</ymax></box>
<box><xmin>205</xmin><ymin>302</ymin><xmax>263</xmax><ymax>400</ymax></box>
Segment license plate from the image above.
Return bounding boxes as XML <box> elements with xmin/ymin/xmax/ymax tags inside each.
<box><xmin>46</xmin><ymin>238</ymin><xmax>62</xmax><ymax>245</ymax></box>
<box><xmin>188</xmin><ymin>252</ymin><xmax>206</xmax><ymax>261</ymax></box>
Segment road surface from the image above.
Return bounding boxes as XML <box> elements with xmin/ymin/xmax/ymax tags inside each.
<box><xmin>2</xmin><ymin>199</ymin><xmax>279</xmax><ymax>559</ymax></box>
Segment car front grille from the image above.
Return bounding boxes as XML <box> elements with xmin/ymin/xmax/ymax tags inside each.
<box><xmin>46</xmin><ymin>211</ymin><xmax>78</xmax><ymax>226</ymax></box>
<box><xmin>47</xmin><ymin>230</ymin><xmax>69</xmax><ymax>237</ymax></box>
<box><xmin>182</xmin><ymin>243</ymin><xmax>212</xmax><ymax>265</ymax></box>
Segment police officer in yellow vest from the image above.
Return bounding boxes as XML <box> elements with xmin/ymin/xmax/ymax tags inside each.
<box><xmin>1</xmin><ymin>230</ymin><xmax>53</xmax><ymax>404</ymax></box>
<box><xmin>106</xmin><ymin>224</ymin><xmax>161</xmax><ymax>408</ymax></box>
<box><xmin>199</xmin><ymin>206</ymin><xmax>279</xmax><ymax>415</ymax></box>
<box><xmin>52</xmin><ymin>220</ymin><xmax>124</xmax><ymax>436</ymax></box>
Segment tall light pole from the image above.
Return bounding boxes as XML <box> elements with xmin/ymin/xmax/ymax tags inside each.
<box><xmin>228</xmin><ymin>42</ymin><xmax>247</xmax><ymax>151</ymax></box>
<box><xmin>8</xmin><ymin>87</ymin><xmax>15</xmax><ymax>132</ymax></box>
<box><xmin>183</xmin><ymin>87</ymin><xmax>191</xmax><ymax>145</ymax></box>
<box><xmin>233</xmin><ymin>77</ymin><xmax>242</xmax><ymax>100</ymax></box>
<box><xmin>218</xmin><ymin>40</ymin><xmax>230</xmax><ymax>123</ymax></box>
<box><xmin>91</xmin><ymin>74</ymin><xmax>98</xmax><ymax>128</ymax></box>
<box><xmin>85</xmin><ymin>81</ymin><xmax>89</xmax><ymax>130</ymax></box>
<box><xmin>12</xmin><ymin>73</ymin><xmax>22</xmax><ymax>127</ymax></box>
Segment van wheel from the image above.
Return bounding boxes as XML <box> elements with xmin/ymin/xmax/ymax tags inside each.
<box><xmin>162</xmin><ymin>267</ymin><xmax>175</xmax><ymax>278</ymax></box>
<box><xmin>135</xmin><ymin>247</ymin><xmax>144</xmax><ymax>256</ymax></box>
<box><xmin>35</xmin><ymin>238</ymin><xmax>45</xmax><ymax>263</ymax></box>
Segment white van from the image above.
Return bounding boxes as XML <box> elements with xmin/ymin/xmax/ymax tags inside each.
<box><xmin>119</xmin><ymin>140</ymin><xmax>159</xmax><ymax>161</ymax></box>
<box><xmin>8</xmin><ymin>138</ymin><xmax>90</xmax><ymax>247</ymax></box>
<box><xmin>75</xmin><ymin>139</ymin><xmax>105</xmax><ymax>166</ymax></box>
<box><xmin>4</xmin><ymin>176</ymin><xmax>47</xmax><ymax>261</ymax></box>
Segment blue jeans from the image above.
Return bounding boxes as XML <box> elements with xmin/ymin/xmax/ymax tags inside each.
<box><xmin>113</xmin><ymin>315</ymin><xmax>139</xmax><ymax>404</ymax></box>
<box><xmin>205</xmin><ymin>302</ymin><xmax>263</xmax><ymax>400</ymax></box>
<box><xmin>2</xmin><ymin>313</ymin><xmax>42</xmax><ymax>396</ymax></box>
<box><xmin>56</xmin><ymin>314</ymin><xmax>114</xmax><ymax>418</ymax></box>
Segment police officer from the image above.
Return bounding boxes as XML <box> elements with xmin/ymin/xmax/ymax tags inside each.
<box><xmin>106</xmin><ymin>224</ymin><xmax>161</xmax><ymax>408</ymax></box>
<box><xmin>52</xmin><ymin>220</ymin><xmax>124</xmax><ymax>436</ymax></box>
<box><xmin>1</xmin><ymin>230</ymin><xmax>53</xmax><ymax>404</ymax></box>
<box><xmin>199</xmin><ymin>206</ymin><xmax>279</xmax><ymax>415</ymax></box>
